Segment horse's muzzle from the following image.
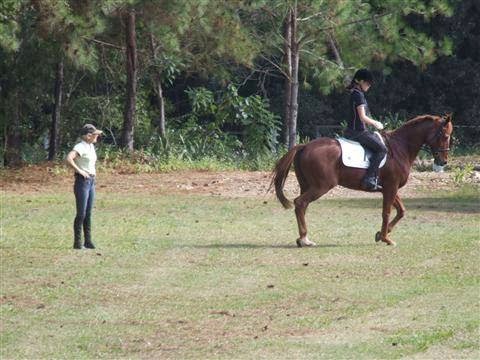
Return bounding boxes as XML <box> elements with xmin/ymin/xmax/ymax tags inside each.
<box><xmin>434</xmin><ymin>158</ymin><xmax>447</xmax><ymax>166</ymax></box>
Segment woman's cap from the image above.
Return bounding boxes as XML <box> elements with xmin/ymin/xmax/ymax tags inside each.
<box><xmin>81</xmin><ymin>124</ymin><xmax>103</xmax><ymax>135</ymax></box>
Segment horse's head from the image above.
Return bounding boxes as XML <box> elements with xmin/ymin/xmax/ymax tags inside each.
<box><xmin>426</xmin><ymin>113</ymin><xmax>453</xmax><ymax>166</ymax></box>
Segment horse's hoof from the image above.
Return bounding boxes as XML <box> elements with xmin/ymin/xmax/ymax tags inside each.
<box><xmin>375</xmin><ymin>232</ymin><xmax>396</xmax><ymax>246</ymax></box>
<box><xmin>296</xmin><ymin>237</ymin><xmax>316</xmax><ymax>247</ymax></box>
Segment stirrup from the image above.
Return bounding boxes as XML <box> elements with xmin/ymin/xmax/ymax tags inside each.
<box><xmin>362</xmin><ymin>177</ymin><xmax>382</xmax><ymax>191</ymax></box>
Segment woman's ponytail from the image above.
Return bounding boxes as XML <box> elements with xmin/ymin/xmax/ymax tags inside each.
<box><xmin>346</xmin><ymin>79</ymin><xmax>356</xmax><ymax>91</ymax></box>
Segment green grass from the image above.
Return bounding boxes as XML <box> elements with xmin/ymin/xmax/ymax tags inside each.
<box><xmin>1</xmin><ymin>185</ymin><xmax>479</xmax><ymax>359</ymax></box>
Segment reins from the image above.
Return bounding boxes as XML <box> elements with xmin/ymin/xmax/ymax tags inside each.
<box><xmin>380</xmin><ymin>118</ymin><xmax>450</xmax><ymax>164</ymax></box>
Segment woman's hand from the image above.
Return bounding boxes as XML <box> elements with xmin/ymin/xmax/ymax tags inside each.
<box><xmin>357</xmin><ymin>105</ymin><xmax>384</xmax><ymax>131</ymax></box>
<box><xmin>374</xmin><ymin>121</ymin><xmax>384</xmax><ymax>130</ymax></box>
<box><xmin>66</xmin><ymin>150</ymin><xmax>90</xmax><ymax>178</ymax></box>
<box><xmin>78</xmin><ymin>170</ymin><xmax>91</xmax><ymax>179</ymax></box>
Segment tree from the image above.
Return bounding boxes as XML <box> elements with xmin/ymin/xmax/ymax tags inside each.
<box><xmin>0</xmin><ymin>1</ymin><xmax>22</xmax><ymax>166</ymax></box>
<box><xmin>119</xmin><ymin>0</ymin><xmax>260</xmax><ymax>147</ymax></box>
<box><xmin>148</xmin><ymin>32</ymin><xmax>166</xmax><ymax>138</ymax></box>
<box><xmin>29</xmin><ymin>0</ymin><xmax>104</xmax><ymax>159</ymax></box>
<box><xmin>49</xmin><ymin>59</ymin><xmax>64</xmax><ymax>160</ymax></box>
<box><xmin>120</xmin><ymin>7</ymin><xmax>137</xmax><ymax>151</ymax></box>
<box><xmin>140</xmin><ymin>0</ymin><xmax>196</xmax><ymax>139</ymax></box>
<box><xmin>245</xmin><ymin>0</ymin><xmax>454</xmax><ymax>148</ymax></box>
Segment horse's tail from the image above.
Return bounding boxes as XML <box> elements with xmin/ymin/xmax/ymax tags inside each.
<box><xmin>269</xmin><ymin>144</ymin><xmax>306</xmax><ymax>209</ymax></box>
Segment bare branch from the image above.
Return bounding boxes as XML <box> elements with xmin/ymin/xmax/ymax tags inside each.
<box><xmin>64</xmin><ymin>72</ymin><xmax>86</xmax><ymax>106</ymax></box>
<box><xmin>259</xmin><ymin>54</ymin><xmax>291</xmax><ymax>80</ymax></box>
<box><xmin>297</xmin><ymin>12</ymin><xmax>323</xmax><ymax>22</ymax></box>
<box><xmin>319</xmin><ymin>12</ymin><xmax>391</xmax><ymax>32</ymax></box>
<box><xmin>82</xmin><ymin>36</ymin><xmax>124</xmax><ymax>51</ymax></box>
<box><xmin>299</xmin><ymin>12</ymin><xmax>392</xmax><ymax>46</ymax></box>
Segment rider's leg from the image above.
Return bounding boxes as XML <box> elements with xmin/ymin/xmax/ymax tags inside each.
<box><xmin>356</xmin><ymin>132</ymin><xmax>387</xmax><ymax>190</ymax></box>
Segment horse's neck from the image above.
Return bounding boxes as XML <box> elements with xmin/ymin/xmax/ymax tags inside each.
<box><xmin>391</xmin><ymin>122</ymin><xmax>430</xmax><ymax>164</ymax></box>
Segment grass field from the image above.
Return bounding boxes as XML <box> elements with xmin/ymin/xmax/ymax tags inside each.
<box><xmin>1</xmin><ymin>182</ymin><xmax>479</xmax><ymax>359</ymax></box>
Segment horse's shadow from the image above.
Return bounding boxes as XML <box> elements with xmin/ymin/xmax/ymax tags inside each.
<box><xmin>178</xmin><ymin>242</ymin><xmax>373</xmax><ymax>249</ymax></box>
<box><xmin>329</xmin><ymin>197</ymin><xmax>480</xmax><ymax>214</ymax></box>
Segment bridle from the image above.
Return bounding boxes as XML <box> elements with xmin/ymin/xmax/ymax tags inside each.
<box><xmin>423</xmin><ymin>120</ymin><xmax>451</xmax><ymax>156</ymax></box>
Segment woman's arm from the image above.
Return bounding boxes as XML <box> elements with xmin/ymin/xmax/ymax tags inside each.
<box><xmin>66</xmin><ymin>151</ymin><xmax>90</xmax><ymax>178</ymax></box>
<box><xmin>357</xmin><ymin>105</ymin><xmax>384</xmax><ymax>130</ymax></box>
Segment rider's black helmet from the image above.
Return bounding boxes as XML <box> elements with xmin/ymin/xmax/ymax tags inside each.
<box><xmin>353</xmin><ymin>68</ymin><xmax>374</xmax><ymax>84</ymax></box>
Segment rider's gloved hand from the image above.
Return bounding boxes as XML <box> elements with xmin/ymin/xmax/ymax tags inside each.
<box><xmin>375</xmin><ymin>121</ymin><xmax>384</xmax><ymax>130</ymax></box>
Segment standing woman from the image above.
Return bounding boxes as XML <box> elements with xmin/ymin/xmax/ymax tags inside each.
<box><xmin>344</xmin><ymin>68</ymin><xmax>387</xmax><ymax>191</ymax></box>
<box><xmin>66</xmin><ymin>124</ymin><xmax>103</xmax><ymax>249</ymax></box>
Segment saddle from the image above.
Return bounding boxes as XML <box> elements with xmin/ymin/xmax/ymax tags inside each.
<box><xmin>337</xmin><ymin>132</ymin><xmax>387</xmax><ymax>169</ymax></box>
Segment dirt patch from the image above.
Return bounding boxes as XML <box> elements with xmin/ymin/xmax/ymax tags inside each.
<box><xmin>1</xmin><ymin>163</ymin><xmax>478</xmax><ymax>198</ymax></box>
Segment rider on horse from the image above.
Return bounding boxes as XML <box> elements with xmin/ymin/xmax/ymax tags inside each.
<box><xmin>344</xmin><ymin>69</ymin><xmax>387</xmax><ymax>191</ymax></box>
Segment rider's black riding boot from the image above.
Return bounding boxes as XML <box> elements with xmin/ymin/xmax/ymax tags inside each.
<box><xmin>362</xmin><ymin>146</ymin><xmax>385</xmax><ymax>191</ymax></box>
<box><xmin>362</xmin><ymin>175</ymin><xmax>382</xmax><ymax>191</ymax></box>
<box><xmin>362</xmin><ymin>162</ymin><xmax>382</xmax><ymax>191</ymax></box>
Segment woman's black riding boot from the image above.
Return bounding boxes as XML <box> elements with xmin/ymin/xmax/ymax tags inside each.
<box><xmin>73</xmin><ymin>218</ymin><xmax>83</xmax><ymax>249</ymax></box>
<box><xmin>83</xmin><ymin>220</ymin><xmax>95</xmax><ymax>249</ymax></box>
<box><xmin>84</xmin><ymin>240</ymin><xmax>95</xmax><ymax>249</ymax></box>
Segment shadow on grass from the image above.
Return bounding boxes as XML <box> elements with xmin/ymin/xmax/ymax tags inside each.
<box><xmin>178</xmin><ymin>243</ymin><xmax>373</xmax><ymax>249</ymax></box>
<box><xmin>325</xmin><ymin>196</ymin><xmax>479</xmax><ymax>214</ymax></box>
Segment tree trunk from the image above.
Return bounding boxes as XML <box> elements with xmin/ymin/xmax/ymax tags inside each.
<box><xmin>48</xmin><ymin>59</ymin><xmax>64</xmax><ymax>161</ymax></box>
<box><xmin>327</xmin><ymin>31</ymin><xmax>350</xmax><ymax>85</ymax></box>
<box><xmin>283</xmin><ymin>9</ymin><xmax>292</xmax><ymax>147</ymax></box>
<box><xmin>327</xmin><ymin>32</ymin><xmax>344</xmax><ymax>68</ymax></box>
<box><xmin>288</xmin><ymin>4</ymin><xmax>299</xmax><ymax>150</ymax></box>
<box><xmin>121</xmin><ymin>8</ymin><xmax>137</xmax><ymax>151</ymax></box>
<box><xmin>4</xmin><ymin>88</ymin><xmax>22</xmax><ymax>167</ymax></box>
<box><xmin>149</xmin><ymin>33</ymin><xmax>166</xmax><ymax>138</ymax></box>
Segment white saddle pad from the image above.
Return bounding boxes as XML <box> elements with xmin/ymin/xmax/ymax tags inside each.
<box><xmin>337</xmin><ymin>132</ymin><xmax>387</xmax><ymax>169</ymax></box>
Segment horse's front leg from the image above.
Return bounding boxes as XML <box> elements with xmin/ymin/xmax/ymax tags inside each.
<box><xmin>375</xmin><ymin>189</ymin><xmax>397</xmax><ymax>246</ymax></box>
<box><xmin>388</xmin><ymin>194</ymin><xmax>405</xmax><ymax>233</ymax></box>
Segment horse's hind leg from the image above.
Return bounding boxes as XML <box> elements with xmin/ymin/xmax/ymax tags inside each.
<box><xmin>294</xmin><ymin>187</ymin><xmax>330</xmax><ymax>247</ymax></box>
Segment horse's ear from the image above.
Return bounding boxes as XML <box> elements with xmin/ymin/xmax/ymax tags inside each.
<box><xmin>444</xmin><ymin>113</ymin><xmax>453</xmax><ymax>124</ymax></box>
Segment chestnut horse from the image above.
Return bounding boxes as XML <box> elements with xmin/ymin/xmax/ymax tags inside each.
<box><xmin>272</xmin><ymin>114</ymin><xmax>453</xmax><ymax>247</ymax></box>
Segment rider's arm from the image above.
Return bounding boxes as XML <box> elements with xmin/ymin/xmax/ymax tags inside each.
<box><xmin>357</xmin><ymin>105</ymin><xmax>384</xmax><ymax>130</ymax></box>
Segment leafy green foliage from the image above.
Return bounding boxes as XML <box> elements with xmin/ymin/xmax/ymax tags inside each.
<box><xmin>0</xmin><ymin>0</ymin><xmax>478</xmax><ymax>167</ymax></box>
<box><xmin>183</xmin><ymin>84</ymin><xmax>280</xmax><ymax>157</ymax></box>
<box><xmin>381</xmin><ymin>112</ymin><xmax>406</xmax><ymax>130</ymax></box>
<box><xmin>451</xmin><ymin>163</ymin><xmax>475</xmax><ymax>185</ymax></box>
<box><xmin>0</xmin><ymin>0</ymin><xmax>21</xmax><ymax>51</ymax></box>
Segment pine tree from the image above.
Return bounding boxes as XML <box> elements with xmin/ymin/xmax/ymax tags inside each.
<box><xmin>113</xmin><ymin>0</ymin><xmax>260</xmax><ymax>149</ymax></box>
<box><xmin>0</xmin><ymin>1</ymin><xmax>23</xmax><ymax>166</ymax></box>
<box><xmin>245</xmin><ymin>0</ymin><xmax>454</xmax><ymax>148</ymax></box>
<box><xmin>29</xmin><ymin>0</ymin><xmax>105</xmax><ymax>159</ymax></box>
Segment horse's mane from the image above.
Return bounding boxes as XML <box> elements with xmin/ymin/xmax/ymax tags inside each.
<box><xmin>403</xmin><ymin>114</ymin><xmax>439</xmax><ymax>127</ymax></box>
<box><xmin>386</xmin><ymin>114</ymin><xmax>440</xmax><ymax>137</ymax></box>
<box><xmin>383</xmin><ymin>115</ymin><xmax>440</xmax><ymax>156</ymax></box>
